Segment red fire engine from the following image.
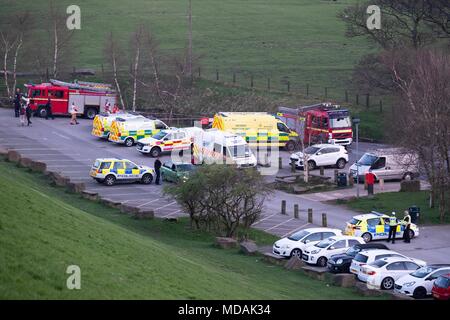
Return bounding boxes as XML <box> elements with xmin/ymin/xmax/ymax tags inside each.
<box><xmin>25</xmin><ymin>79</ymin><xmax>117</xmax><ymax>119</ymax></box>
<box><xmin>277</xmin><ymin>103</ymin><xmax>353</xmax><ymax>146</ymax></box>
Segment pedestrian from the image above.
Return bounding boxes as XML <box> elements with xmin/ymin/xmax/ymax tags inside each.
<box><xmin>154</xmin><ymin>157</ymin><xmax>162</xmax><ymax>185</ymax></box>
<box><xmin>402</xmin><ymin>210</ymin><xmax>412</xmax><ymax>243</ymax></box>
<box><xmin>69</xmin><ymin>102</ymin><xmax>79</xmax><ymax>125</ymax></box>
<box><xmin>387</xmin><ymin>212</ymin><xmax>398</xmax><ymax>244</ymax></box>
<box><xmin>112</xmin><ymin>103</ymin><xmax>120</xmax><ymax>114</ymax></box>
<box><xmin>19</xmin><ymin>102</ymin><xmax>26</xmax><ymax>126</ymax></box>
<box><xmin>45</xmin><ymin>98</ymin><xmax>55</xmax><ymax>120</ymax></box>
<box><xmin>365</xmin><ymin>169</ymin><xmax>375</xmax><ymax>196</ymax></box>
<box><xmin>25</xmin><ymin>102</ymin><xmax>32</xmax><ymax>126</ymax></box>
<box><xmin>104</xmin><ymin>100</ymin><xmax>111</xmax><ymax>113</ymax></box>
<box><xmin>14</xmin><ymin>88</ymin><xmax>22</xmax><ymax>118</ymax></box>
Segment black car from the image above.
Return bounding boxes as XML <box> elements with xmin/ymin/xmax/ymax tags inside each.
<box><xmin>327</xmin><ymin>243</ymin><xmax>389</xmax><ymax>274</ymax></box>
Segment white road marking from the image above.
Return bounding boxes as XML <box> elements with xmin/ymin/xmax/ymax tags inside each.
<box><xmin>154</xmin><ymin>201</ymin><xmax>177</xmax><ymax>210</ymax></box>
<box><xmin>137</xmin><ymin>198</ymin><xmax>161</xmax><ymax>208</ymax></box>
<box><xmin>281</xmin><ymin>223</ymin><xmax>311</xmax><ymax>238</ymax></box>
<box><xmin>314</xmin><ymin>193</ymin><xmax>335</xmax><ymax>200</ymax></box>
<box><xmin>264</xmin><ymin>218</ymin><xmax>295</xmax><ymax>232</ymax></box>
<box><xmin>163</xmin><ymin>209</ymin><xmax>182</xmax><ymax>218</ymax></box>
<box><xmin>253</xmin><ymin>213</ymin><xmax>281</xmax><ymax>226</ymax></box>
<box><xmin>52</xmin><ymin>131</ymin><xmax>70</xmax><ymax>140</ymax></box>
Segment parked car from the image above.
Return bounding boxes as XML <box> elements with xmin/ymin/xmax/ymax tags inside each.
<box><xmin>350</xmin><ymin>249</ymin><xmax>426</xmax><ymax>282</ymax></box>
<box><xmin>395</xmin><ymin>264</ymin><xmax>450</xmax><ymax>299</ymax></box>
<box><xmin>432</xmin><ymin>273</ymin><xmax>450</xmax><ymax>300</ymax></box>
<box><xmin>161</xmin><ymin>162</ymin><xmax>197</xmax><ymax>183</ymax></box>
<box><xmin>289</xmin><ymin>143</ymin><xmax>348</xmax><ymax>170</ymax></box>
<box><xmin>272</xmin><ymin>228</ymin><xmax>342</xmax><ymax>258</ymax></box>
<box><xmin>364</xmin><ymin>257</ymin><xmax>422</xmax><ymax>290</ymax></box>
<box><xmin>89</xmin><ymin>158</ymin><xmax>154</xmax><ymax>186</ymax></box>
<box><xmin>327</xmin><ymin>243</ymin><xmax>389</xmax><ymax>274</ymax></box>
<box><xmin>302</xmin><ymin>235</ymin><xmax>365</xmax><ymax>267</ymax></box>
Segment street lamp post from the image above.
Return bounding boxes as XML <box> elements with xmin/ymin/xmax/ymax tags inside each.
<box><xmin>352</xmin><ymin>118</ymin><xmax>360</xmax><ymax>198</ymax></box>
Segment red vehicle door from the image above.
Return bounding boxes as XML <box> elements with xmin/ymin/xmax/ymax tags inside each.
<box><xmin>48</xmin><ymin>88</ymin><xmax>68</xmax><ymax>114</ymax></box>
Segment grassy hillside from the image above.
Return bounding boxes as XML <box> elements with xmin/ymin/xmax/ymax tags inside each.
<box><xmin>0</xmin><ymin>160</ymin><xmax>378</xmax><ymax>299</ymax></box>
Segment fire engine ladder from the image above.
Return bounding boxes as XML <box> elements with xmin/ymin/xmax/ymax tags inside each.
<box><xmin>49</xmin><ymin>79</ymin><xmax>116</xmax><ymax>93</ymax></box>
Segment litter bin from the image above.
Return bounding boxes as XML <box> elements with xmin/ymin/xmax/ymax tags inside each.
<box><xmin>337</xmin><ymin>173</ymin><xmax>347</xmax><ymax>187</ymax></box>
<box><xmin>408</xmin><ymin>206</ymin><xmax>420</xmax><ymax>223</ymax></box>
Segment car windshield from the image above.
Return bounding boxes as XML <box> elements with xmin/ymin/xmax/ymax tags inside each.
<box><xmin>304</xmin><ymin>146</ymin><xmax>320</xmax><ymax>154</ymax></box>
<box><xmin>345</xmin><ymin>246</ymin><xmax>360</xmax><ymax>257</ymax></box>
<box><xmin>357</xmin><ymin>153</ymin><xmax>378</xmax><ymax>166</ymax></box>
<box><xmin>435</xmin><ymin>276</ymin><xmax>450</xmax><ymax>289</ymax></box>
<box><xmin>330</xmin><ymin>116</ymin><xmax>351</xmax><ymax>129</ymax></box>
<box><xmin>228</xmin><ymin>144</ymin><xmax>250</xmax><ymax>158</ymax></box>
<box><xmin>93</xmin><ymin>160</ymin><xmax>100</xmax><ymax>168</ymax></box>
<box><xmin>354</xmin><ymin>253</ymin><xmax>368</xmax><ymax>263</ymax></box>
<box><xmin>411</xmin><ymin>266</ymin><xmax>437</xmax><ymax>278</ymax></box>
<box><xmin>152</xmin><ymin>131</ymin><xmax>168</xmax><ymax>140</ymax></box>
<box><xmin>287</xmin><ymin>230</ymin><xmax>310</xmax><ymax>241</ymax></box>
<box><xmin>369</xmin><ymin>260</ymin><xmax>388</xmax><ymax>268</ymax></box>
<box><xmin>315</xmin><ymin>238</ymin><xmax>335</xmax><ymax>248</ymax></box>
<box><xmin>176</xmin><ymin>164</ymin><xmax>194</xmax><ymax>172</ymax></box>
<box><xmin>349</xmin><ymin>218</ymin><xmax>361</xmax><ymax>226</ymax></box>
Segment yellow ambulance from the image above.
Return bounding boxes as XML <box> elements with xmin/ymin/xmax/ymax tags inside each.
<box><xmin>108</xmin><ymin>117</ymin><xmax>169</xmax><ymax>147</ymax></box>
<box><xmin>91</xmin><ymin>112</ymin><xmax>143</xmax><ymax>139</ymax></box>
<box><xmin>212</xmin><ymin>112</ymin><xmax>299</xmax><ymax>151</ymax></box>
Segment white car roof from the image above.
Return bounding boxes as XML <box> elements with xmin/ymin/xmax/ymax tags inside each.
<box><xmin>352</xmin><ymin>213</ymin><xmax>388</xmax><ymax>220</ymax></box>
<box><xmin>359</xmin><ymin>249</ymin><xmax>398</xmax><ymax>257</ymax></box>
<box><xmin>326</xmin><ymin>235</ymin><xmax>362</xmax><ymax>242</ymax></box>
<box><xmin>302</xmin><ymin>227</ymin><xmax>342</xmax><ymax>233</ymax></box>
<box><xmin>377</xmin><ymin>256</ymin><xmax>415</xmax><ymax>264</ymax></box>
<box><xmin>311</xmin><ymin>143</ymin><xmax>345</xmax><ymax>149</ymax></box>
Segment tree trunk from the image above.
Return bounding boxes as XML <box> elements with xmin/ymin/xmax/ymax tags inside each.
<box><xmin>12</xmin><ymin>33</ymin><xmax>23</xmax><ymax>95</ymax></box>
<box><xmin>132</xmin><ymin>45</ymin><xmax>140</xmax><ymax>112</ymax></box>
<box><xmin>53</xmin><ymin>21</ymin><xmax>58</xmax><ymax>78</ymax></box>
<box><xmin>3</xmin><ymin>48</ymin><xmax>10</xmax><ymax>97</ymax></box>
<box><xmin>112</xmin><ymin>52</ymin><xmax>125</xmax><ymax>109</ymax></box>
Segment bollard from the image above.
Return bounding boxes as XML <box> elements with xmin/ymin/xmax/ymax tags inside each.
<box><xmin>379</xmin><ymin>178</ymin><xmax>384</xmax><ymax>191</ymax></box>
<box><xmin>308</xmin><ymin>208</ymin><xmax>313</xmax><ymax>223</ymax></box>
<box><xmin>364</xmin><ymin>179</ymin><xmax>368</xmax><ymax>190</ymax></box>
<box><xmin>278</xmin><ymin>157</ymin><xmax>283</xmax><ymax>169</ymax></box>
<box><xmin>281</xmin><ymin>200</ymin><xmax>286</xmax><ymax>215</ymax></box>
<box><xmin>348</xmin><ymin>173</ymin><xmax>354</xmax><ymax>187</ymax></box>
<box><xmin>291</xmin><ymin>160</ymin><xmax>296</xmax><ymax>172</ymax></box>
<box><xmin>320</xmin><ymin>166</ymin><xmax>324</xmax><ymax>176</ymax></box>
<box><xmin>334</xmin><ymin>169</ymin><xmax>339</xmax><ymax>183</ymax></box>
<box><xmin>294</xmin><ymin>204</ymin><xmax>299</xmax><ymax>219</ymax></box>
<box><xmin>322</xmin><ymin>213</ymin><xmax>327</xmax><ymax>227</ymax></box>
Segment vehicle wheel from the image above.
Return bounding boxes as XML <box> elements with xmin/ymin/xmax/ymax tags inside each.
<box><xmin>408</xmin><ymin>229</ymin><xmax>415</xmax><ymax>239</ymax></box>
<box><xmin>413</xmin><ymin>287</ymin><xmax>427</xmax><ymax>299</ymax></box>
<box><xmin>403</xmin><ymin>172</ymin><xmax>413</xmax><ymax>181</ymax></box>
<box><xmin>317</xmin><ymin>256</ymin><xmax>327</xmax><ymax>267</ymax></box>
<box><xmin>290</xmin><ymin>248</ymin><xmax>302</xmax><ymax>259</ymax></box>
<box><xmin>336</xmin><ymin>158</ymin><xmax>347</xmax><ymax>169</ymax></box>
<box><xmin>104</xmin><ymin>175</ymin><xmax>116</xmax><ymax>186</ymax></box>
<box><xmin>38</xmin><ymin>107</ymin><xmax>47</xmax><ymax>118</ymax></box>
<box><xmin>284</xmin><ymin>140</ymin><xmax>296</xmax><ymax>152</ymax></box>
<box><xmin>85</xmin><ymin>107</ymin><xmax>98</xmax><ymax>119</ymax></box>
<box><xmin>124</xmin><ymin>137</ymin><xmax>134</xmax><ymax>147</ymax></box>
<box><xmin>362</xmin><ymin>232</ymin><xmax>372</xmax><ymax>243</ymax></box>
<box><xmin>381</xmin><ymin>277</ymin><xmax>395</xmax><ymax>290</ymax></box>
<box><xmin>307</xmin><ymin>160</ymin><xmax>316</xmax><ymax>171</ymax></box>
<box><xmin>150</xmin><ymin>147</ymin><xmax>161</xmax><ymax>158</ymax></box>
<box><xmin>141</xmin><ymin>173</ymin><xmax>153</xmax><ymax>185</ymax></box>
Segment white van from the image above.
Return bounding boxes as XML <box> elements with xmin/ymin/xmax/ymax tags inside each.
<box><xmin>108</xmin><ymin>117</ymin><xmax>169</xmax><ymax>147</ymax></box>
<box><xmin>349</xmin><ymin>148</ymin><xmax>419</xmax><ymax>182</ymax></box>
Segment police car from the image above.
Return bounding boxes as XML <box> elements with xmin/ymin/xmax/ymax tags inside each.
<box><xmin>90</xmin><ymin>158</ymin><xmax>154</xmax><ymax>186</ymax></box>
<box><xmin>136</xmin><ymin>129</ymin><xmax>192</xmax><ymax>157</ymax></box>
<box><xmin>343</xmin><ymin>211</ymin><xmax>419</xmax><ymax>243</ymax></box>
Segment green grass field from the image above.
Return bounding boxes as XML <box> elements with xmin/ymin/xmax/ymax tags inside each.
<box><xmin>0</xmin><ymin>160</ymin><xmax>381</xmax><ymax>299</ymax></box>
<box><xmin>336</xmin><ymin>191</ymin><xmax>450</xmax><ymax>225</ymax></box>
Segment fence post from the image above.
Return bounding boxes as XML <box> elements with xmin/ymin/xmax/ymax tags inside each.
<box><xmin>233</xmin><ymin>72</ymin><xmax>236</xmax><ymax>84</ymax></box>
<box><xmin>345</xmin><ymin>90</ymin><xmax>348</xmax><ymax>102</ymax></box>
<box><xmin>281</xmin><ymin>200</ymin><xmax>286</xmax><ymax>215</ymax></box>
<box><xmin>287</xmin><ymin>81</ymin><xmax>290</xmax><ymax>92</ymax></box>
<box><xmin>306</xmin><ymin>84</ymin><xmax>309</xmax><ymax>96</ymax></box>
<box><xmin>356</xmin><ymin>94</ymin><xmax>359</xmax><ymax>105</ymax></box>
<box><xmin>379</xmin><ymin>100</ymin><xmax>383</xmax><ymax>113</ymax></box>
<box><xmin>198</xmin><ymin>67</ymin><xmax>201</xmax><ymax>78</ymax></box>
<box><xmin>46</xmin><ymin>68</ymin><xmax>49</xmax><ymax>80</ymax></box>
<box><xmin>322</xmin><ymin>213</ymin><xmax>327</xmax><ymax>227</ymax></box>
<box><xmin>294</xmin><ymin>204</ymin><xmax>299</xmax><ymax>219</ymax></box>
<box><xmin>291</xmin><ymin>160</ymin><xmax>296</xmax><ymax>172</ymax></box>
<box><xmin>308</xmin><ymin>208</ymin><xmax>313</xmax><ymax>223</ymax></box>
<box><xmin>250</xmin><ymin>74</ymin><xmax>254</xmax><ymax>88</ymax></box>
<box><xmin>366</xmin><ymin>93</ymin><xmax>370</xmax><ymax>108</ymax></box>
<box><xmin>267</xmin><ymin>78</ymin><xmax>271</xmax><ymax>90</ymax></box>
<box><xmin>348</xmin><ymin>173</ymin><xmax>354</xmax><ymax>187</ymax></box>
<box><xmin>325</xmin><ymin>87</ymin><xmax>328</xmax><ymax>99</ymax></box>
<box><xmin>216</xmin><ymin>69</ymin><xmax>219</xmax><ymax>81</ymax></box>
<box><xmin>278</xmin><ymin>157</ymin><xmax>283</xmax><ymax>169</ymax></box>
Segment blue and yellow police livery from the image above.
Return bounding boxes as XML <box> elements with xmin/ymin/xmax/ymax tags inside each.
<box><xmin>90</xmin><ymin>158</ymin><xmax>154</xmax><ymax>186</ymax></box>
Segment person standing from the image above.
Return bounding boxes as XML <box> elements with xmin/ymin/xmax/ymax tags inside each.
<box><xmin>45</xmin><ymin>98</ymin><xmax>54</xmax><ymax>120</ymax></box>
<box><xmin>69</xmin><ymin>102</ymin><xmax>79</xmax><ymax>125</ymax></box>
<box><xmin>104</xmin><ymin>100</ymin><xmax>111</xmax><ymax>113</ymax></box>
<box><xmin>25</xmin><ymin>102</ymin><xmax>32</xmax><ymax>126</ymax></box>
<box><xmin>112</xmin><ymin>103</ymin><xmax>120</xmax><ymax>114</ymax></box>
<box><xmin>402</xmin><ymin>210</ymin><xmax>412</xmax><ymax>243</ymax></box>
<box><xmin>154</xmin><ymin>157</ymin><xmax>162</xmax><ymax>185</ymax></box>
<box><xmin>365</xmin><ymin>170</ymin><xmax>375</xmax><ymax>196</ymax></box>
<box><xmin>19</xmin><ymin>103</ymin><xmax>26</xmax><ymax>126</ymax></box>
<box><xmin>387</xmin><ymin>212</ymin><xmax>398</xmax><ymax>244</ymax></box>
<box><xmin>14</xmin><ymin>88</ymin><xmax>22</xmax><ymax>117</ymax></box>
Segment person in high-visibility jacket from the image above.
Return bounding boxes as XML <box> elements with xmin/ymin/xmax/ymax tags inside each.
<box><xmin>387</xmin><ymin>212</ymin><xmax>398</xmax><ymax>244</ymax></box>
<box><xmin>402</xmin><ymin>210</ymin><xmax>412</xmax><ymax>243</ymax></box>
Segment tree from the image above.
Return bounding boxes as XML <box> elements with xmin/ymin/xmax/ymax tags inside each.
<box><xmin>130</xmin><ymin>24</ymin><xmax>144</xmax><ymax>112</ymax></box>
<box><xmin>104</xmin><ymin>31</ymin><xmax>126</xmax><ymax>109</ymax></box>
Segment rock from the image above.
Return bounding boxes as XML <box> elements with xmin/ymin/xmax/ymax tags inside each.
<box><xmin>262</xmin><ymin>252</ymin><xmax>287</xmax><ymax>267</ymax></box>
<box><xmin>49</xmin><ymin>172</ymin><xmax>69</xmax><ymax>187</ymax></box>
<box><xmin>0</xmin><ymin>147</ymin><xmax>8</xmax><ymax>158</ymax></box>
<box><xmin>81</xmin><ymin>190</ymin><xmax>98</xmax><ymax>201</ymax></box>
<box><xmin>18</xmin><ymin>157</ymin><xmax>32</xmax><ymax>168</ymax></box>
<box><xmin>120</xmin><ymin>204</ymin><xmax>140</xmax><ymax>215</ymax></box>
<box><xmin>284</xmin><ymin>256</ymin><xmax>305</xmax><ymax>270</ymax></box>
<box><xmin>165</xmin><ymin>217</ymin><xmax>178</xmax><ymax>222</ymax></box>
<box><xmin>67</xmin><ymin>182</ymin><xmax>85</xmax><ymax>193</ymax></box>
<box><xmin>354</xmin><ymin>281</ymin><xmax>384</xmax><ymax>297</ymax></box>
<box><xmin>331</xmin><ymin>273</ymin><xmax>357</xmax><ymax>288</ymax></box>
<box><xmin>301</xmin><ymin>265</ymin><xmax>329</xmax><ymax>281</ymax></box>
<box><xmin>7</xmin><ymin>150</ymin><xmax>21</xmax><ymax>163</ymax></box>
<box><xmin>101</xmin><ymin>199</ymin><xmax>122</xmax><ymax>209</ymax></box>
<box><xmin>30</xmin><ymin>160</ymin><xmax>46</xmax><ymax>173</ymax></box>
<box><xmin>400</xmin><ymin>180</ymin><xmax>421</xmax><ymax>192</ymax></box>
<box><xmin>132</xmin><ymin>209</ymin><xmax>154</xmax><ymax>220</ymax></box>
<box><xmin>215</xmin><ymin>237</ymin><xmax>238</xmax><ymax>249</ymax></box>
<box><xmin>239</xmin><ymin>240</ymin><xmax>258</xmax><ymax>255</ymax></box>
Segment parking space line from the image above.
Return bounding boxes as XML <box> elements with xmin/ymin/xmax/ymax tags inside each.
<box><xmin>137</xmin><ymin>199</ymin><xmax>161</xmax><ymax>208</ymax></box>
<box><xmin>162</xmin><ymin>209</ymin><xmax>182</xmax><ymax>218</ymax></box>
<box><xmin>154</xmin><ymin>201</ymin><xmax>177</xmax><ymax>210</ymax></box>
<box><xmin>264</xmin><ymin>218</ymin><xmax>295</xmax><ymax>232</ymax></box>
<box><xmin>281</xmin><ymin>223</ymin><xmax>311</xmax><ymax>238</ymax></box>
<box><xmin>252</xmin><ymin>213</ymin><xmax>280</xmax><ymax>226</ymax></box>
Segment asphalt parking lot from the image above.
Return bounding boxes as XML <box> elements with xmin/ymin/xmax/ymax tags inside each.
<box><xmin>1</xmin><ymin>108</ymin><xmax>449</xmax><ymax>263</ymax></box>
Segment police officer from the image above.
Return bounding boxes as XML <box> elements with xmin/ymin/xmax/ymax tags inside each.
<box><xmin>154</xmin><ymin>156</ymin><xmax>162</xmax><ymax>185</ymax></box>
<box><xmin>387</xmin><ymin>212</ymin><xmax>398</xmax><ymax>244</ymax></box>
<box><xmin>402</xmin><ymin>210</ymin><xmax>412</xmax><ymax>243</ymax></box>
<box><xmin>13</xmin><ymin>88</ymin><xmax>22</xmax><ymax>117</ymax></box>
<box><xmin>45</xmin><ymin>98</ymin><xmax>54</xmax><ymax>120</ymax></box>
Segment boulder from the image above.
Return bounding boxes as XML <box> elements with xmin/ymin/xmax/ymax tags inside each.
<box><xmin>239</xmin><ymin>240</ymin><xmax>258</xmax><ymax>255</ymax></box>
<box><xmin>354</xmin><ymin>281</ymin><xmax>384</xmax><ymax>297</ymax></box>
<box><xmin>67</xmin><ymin>182</ymin><xmax>85</xmax><ymax>193</ymax></box>
<box><xmin>101</xmin><ymin>199</ymin><xmax>122</xmax><ymax>209</ymax></box>
<box><xmin>120</xmin><ymin>204</ymin><xmax>140</xmax><ymax>215</ymax></box>
<box><xmin>215</xmin><ymin>237</ymin><xmax>238</xmax><ymax>249</ymax></box>
<box><xmin>132</xmin><ymin>209</ymin><xmax>154</xmax><ymax>220</ymax></box>
<box><xmin>301</xmin><ymin>265</ymin><xmax>328</xmax><ymax>281</ymax></box>
<box><xmin>81</xmin><ymin>190</ymin><xmax>98</xmax><ymax>201</ymax></box>
<box><xmin>284</xmin><ymin>256</ymin><xmax>305</xmax><ymax>270</ymax></box>
<box><xmin>331</xmin><ymin>273</ymin><xmax>357</xmax><ymax>288</ymax></box>
<box><xmin>0</xmin><ymin>147</ymin><xmax>8</xmax><ymax>158</ymax></box>
<box><xmin>30</xmin><ymin>160</ymin><xmax>46</xmax><ymax>173</ymax></box>
<box><xmin>7</xmin><ymin>150</ymin><xmax>21</xmax><ymax>163</ymax></box>
<box><xmin>262</xmin><ymin>252</ymin><xmax>287</xmax><ymax>267</ymax></box>
<box><xmin>400</xmin><ymin>180</ymin><xmax>421</xmax><ymax>192</ymax></box>
<box><xmin>49</xmin><ymin>172</ymin><xmax>69</xmax><ymax>187</ymax></box>
<box><xmin>18</xmin><ymin>157</ymin><xmax>32</xmax><ymax>168</ymax></box>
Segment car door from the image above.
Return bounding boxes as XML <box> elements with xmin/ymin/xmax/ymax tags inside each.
<box><xmin>366</xmin><ymin>218</ymin><xmax>381</xmax><ymax>239</ymax></box>
<box><xmin>301</xmin><ymin>232</ymin><xmax>323</xmax><ymax>247</ymax></box>
<box><xmin>124</xmin><ymin>161</ymin><xmax>140</xmax><ymax>179</ymax></box>
<box><xmin>327</xmin><ymin>240</ymin><xmax>347</xmax><ymax>257</ymax></box>
<box><xmin>386</xmin><ymin>261</ymin><xmax>408</xmax><ymax>280</ymax></box>
<box><xmin>113</xmin><ymin>161</ymin><xmax>125</xmax><ymax>179</ymax></box>
<box><xmin>370</xmin><ymin>157</ymin><xmax>387</xmax><ymax>180</ymax></box>
<box><xmin>314</xmin><ymin>147</ymin><xmax>328</xmax><ymax>166</ymax></box>
<box><xmin>161</xmin><ymin>133</ymin><xmax>173</xmax><ymax>152</ymax></box>
<box><xmin>324</xmin><ymin>147</ymin><xmax>340</xmax><ymax>166</ymax></box>
<box><xmin>424</xmin><ymin>269</ymin><xmax>450</xmax><ymax>293</ymax></box>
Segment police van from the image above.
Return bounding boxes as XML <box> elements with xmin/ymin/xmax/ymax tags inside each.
<box><xmin>92</xmin><ymin>112</ymin><xmax>143</xmax><ymax>139</ymax></box>
<box><xmin>90</xmin><ymin>158</ymin><xmax>155</xmax><ymax>186</ymax></box>
<box><xmin>136</xmin><ymin>128</ymin><xmax>193</xmax><ymax>157</ymax></box>
<box><xmin>108</xmin><ymin>117</ymin><xmax>169</xmax><ymax>147</ymax></box>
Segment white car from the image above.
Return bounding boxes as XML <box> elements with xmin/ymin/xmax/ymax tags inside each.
<box><xmin>290</xmin><ymin>144</ymin><xmax>348</xmax><ymax>171</ymax></box>
<box><xmin>272</xmin><ymin>228</ymin><xmax>342</xmax><ymax>258</ymax></box>
<box><xmin>350</xmin><ymin>249</ymin><xmax>426</xmax><ymax>282</ymax></box>
<box><xmin>364</xmin><ymin>257</ymin><xmax>423</xmax><ymax>290</ymax></box>
<box><xmin>302</xmin><ymin>235</ymin><xmax>365</xmax><ymax>267</ymax></box>
<box><xmin>137</xmin><ymin>129</ymin><xmax>192</xmax><ymax>157</ymax></box>
<box><xmin>395</xmin><ymin>264</ymin><xmax>450</xmax><ymax>299</ymax></box>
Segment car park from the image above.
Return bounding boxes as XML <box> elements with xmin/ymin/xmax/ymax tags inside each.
<box><xmin>272</xmin><ymin>228</ymin><xmax>342</xmax><ymax>259</ymax></box>
<box><xmin>327</xmin><ymin>243</ymin><xmax>389</xmax><ymax>274</ymax></box>
<box><xmin>395</xmin><ymin>264</ymin><xmax>450</xmax><ymax>299</ymax></box>
<box><xmin>89</xmin><ymin>158</ymin><xmax>154</xmax><ymax>186</ymax></box>
<box><xmin>302</xmin><ymin>235</ymin><xmax>365</xmax><ymax>267</ymax></box>
<box><xmin>351</xmin><ymin>249</ymin><xmax>426</xmax><ymax>282</ymax></box>
<box><xmin>432</xmin><ymin>273</ymin><xmax>450</xmax><ymax>300</ymax></box>
<box><xmin>343</xmin><ymin>212</ymin><xmax>419</xmax><ymax>242</ymax></box>
<box><xmin>289</xmin><ymin>143</ymin><xmax>348</xmax><ymax>170</ymax></box>
<box><xmin>364</xmin><ymin>257</ymin><xmax>422</xmax><ymax>290</ymax></box>
<box><xmin>161</xmin><ymin>162</ymin><xmax>197</xmax><ymax>183</ymax></box>
<box><xmin>137</xmin><ymin>128</ymin><xmax>193</xmax><ymax>157</ymax></box>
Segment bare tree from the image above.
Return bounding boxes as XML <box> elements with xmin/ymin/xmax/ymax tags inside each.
<box><xmin>104</xmin><ymin>31</ymin><xmax>125</xmax><ymax>109</ymax></box>
<box><xmin>12</xmin><ymin>12</ymin><xmax>31</xmax><ymax>94</ymax></box>
<box><xmin>186</xmin><ymin>0</ymin><xmax>193</xmax><ymax>78</ymax></box>
<box><xmin>130</xmin><ymin>24</ymin><xmax>144</xmax><ymax>112</ymax></box>
<box><xmin>0</xmin><ymin>31</ymin><xmax>15</xmax><ymax>97</ymax></box>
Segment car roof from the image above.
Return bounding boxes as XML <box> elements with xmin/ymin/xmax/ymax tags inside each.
<box><xmin>327</xmin><ymin>235</ymin><xmax>361</xmax><ymax>241</ymax></box>
<box><xmin>311</xmin><ymin>143</ymin><xmax>344</xmax><ymax>149</ymax></box>
<box><xmin>358</xmin><ymin>249</ymin><xmax>397</xmax><ymax>256</ymax></box>
<box><xmin>303</xmin><ymin>227</ymin><xmax>341</xmax><ymax>233</ymax></box>
<box><xmin>352</xmin><ymin>212</ymin><xmax>389</xmax><ymax>220</ymax></box>
<box><xmin>378</xmin><ymin>256</ymin><xmax>418</xmax><ymax>264</ymax></box>
<box><xmin>95</xmin><ymin>158</ymin><xmax>132</xmax><ymax>162</ymax></box>
<box><xmin>356</xmin><ymin>243</ymin><xmax>389</xmax><ymax>250</ymax></box>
